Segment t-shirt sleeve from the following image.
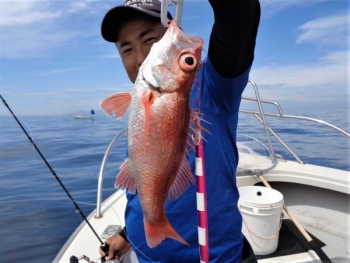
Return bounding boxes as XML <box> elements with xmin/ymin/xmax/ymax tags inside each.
<box><xmin>199</xmin><ymin>58</ymin><xmax>251</xmax><ymax>115</ymax></box>
<box><xmin>208</xmin><ymin>0</ymin><xmax>260</xmax><ymax>78</ymax></box>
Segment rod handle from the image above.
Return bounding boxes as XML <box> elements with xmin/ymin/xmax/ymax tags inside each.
<box><xmin>100</xmin><ymin>242</ymin><xmax>110</xmax><ymax>262</ymax></box>
<box><xmin>100</xmin><ymin>242</ymin><xmax>109</xmax><ymax>253</ymax></box>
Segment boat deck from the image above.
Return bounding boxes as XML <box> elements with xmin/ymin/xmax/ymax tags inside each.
<box><xmin>53</xmin><ymin>160</ymin><xmax>350</xmax><ymax>263</ymax></box>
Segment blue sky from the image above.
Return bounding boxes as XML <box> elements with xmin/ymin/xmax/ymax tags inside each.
<box><xmin>0</xmin><ymin>0</ymin><xmax>348</xmax><ymax>116</ymax></box>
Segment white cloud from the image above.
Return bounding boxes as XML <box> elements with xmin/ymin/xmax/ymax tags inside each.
<box><xmin>260</xmin><ymin>0</ymin><xmax>325</xmax><ymax>18</ymax></box>
<box><xmin>0</xmin><ymin>1</ymin><xmax>101</xmax><ymax>26</ymax></box>
<box><xmin>247</xmin><ymin>50</ymin><xmax>348</xmax><ymax>109</ymax></box>
<box><xmin>296</xmin><ymin>13</ymin><xmax>348</xmax><ymax>46</ymax></box>
<box><xmin>101</xmin><ymin>53</ymin><xmax>121</xmax><ymax>59</ymax></box>
<box><xmin>0</xmin><ymin>85</ymin><xmax>21</xmax><ymax>89</ymax></box>
<box><xmin>251</xmin><ymin>50</ymin><xmax>347</xmax><ymax>88</ymax></box>
<box><xmin>0</xmin><ymin>1</ymin><xmax>57</xmax><ymax>26</ymax></box>
<box><xmin>33</xmin><ymin>67</ymin><xmax>88</xmax><ymax>76</ymax></box>
<box><xmin>0</xmin><ymin>84</ymin><xmax>132</xmax><ymax>115</ymax></box>
<box><xmin>0</xmin><ymin>1</ymin><xmax>109</xmax><ymax>59</ymax></box>
<box><xmin>0</xmin><ymin>26</ymin><xmax>78</xmax><ymax>59</ymax></box>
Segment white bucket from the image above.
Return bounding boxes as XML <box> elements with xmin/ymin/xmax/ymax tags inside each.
<box><xmin>238</xmin><ymin>186</ymin><xmax>284</xmax><ymax>255</ymax></box>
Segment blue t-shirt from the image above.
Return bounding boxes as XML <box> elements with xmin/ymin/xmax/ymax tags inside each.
<box><xmin>125</xmin><ymin>58</ymin><xmax>250</xmax><ymax>263</ymax></box>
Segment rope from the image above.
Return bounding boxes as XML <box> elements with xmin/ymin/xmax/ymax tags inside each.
<box><xmin>240</xmin><ymin>209</ymin><xmax>283</xmax><ymax>240</ymax></box>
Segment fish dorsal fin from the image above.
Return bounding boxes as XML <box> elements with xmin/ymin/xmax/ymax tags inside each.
<box><xmin>167</xmin><ymin>158</ymin><xmax>195</xmax><ymax>201</ymax></box>
<box><xmin>100</xmin><ymin>92</ymin><xmax>132</xmax><ymax>120</ymax></box>
<box><xmin>115</xmin><ymin>158</ymin><xmax>136</xmax><ymax>194</ymax></box>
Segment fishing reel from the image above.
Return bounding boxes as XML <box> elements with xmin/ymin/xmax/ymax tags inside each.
<box><xmin>69</xmin><ymin>242</ymin><xmax>119</xmax><ymax>263</ymax></box>
<box><xmin>69</xmin><ymin>255</ymin><xmax>120</xmax><ymax>263</ymax></box>
<box><xmin>70</xmin><ymin>242</ymin><xmax>120</xmax><ymax>263</ymax></box>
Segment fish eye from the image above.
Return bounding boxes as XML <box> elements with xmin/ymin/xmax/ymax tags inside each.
<box><xmin>185</xmin><ymin>57</ymin><xmax>194</xmax><ymax>65</ymax></box>
<box><xmin>178</xmin><ymin>53</ymin><xmax>197</xmax><ymax>72</ymax></box>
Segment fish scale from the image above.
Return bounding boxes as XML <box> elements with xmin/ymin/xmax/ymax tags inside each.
<box><xmin>100</xmin><ymin>19</ymin><xmax>203</xmax><ymax>248</ymax></box>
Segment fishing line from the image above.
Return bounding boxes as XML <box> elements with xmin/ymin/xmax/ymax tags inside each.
<box><xmin>1</xmin><ymin>99</ymin><xmax>95</xmax><ymax>201</ymax></box>
<box><xmin>47</xmin><ymin>184</ymin><xmax>98</xmax><ymax>207</ymax></box>
<box><xmin>0</xmin><ymin>94</ymin><xmax>104</xmax><ymax>246</ymax></box>
<box><xmin>17</xmin><ymin>117</ymin><xmax>37</xmax><ymax>159</ymax></box>
<box><xmin>19</xmin><ymin>117</ymin><xmax>63</xmax><ymax>198</ymax></box>
<box><xmin>18</xmin><ymin>117</ymin><xmax>98</xmax><ymax>206</ymax></box>
<box><xmin>108</xmin><ymin>205</ymin><xmax>156</xmax><ymax>263</ymax></box>
<box><xmin>21</xmin><ymin>118</ymin><xmax>84</xmax><ymax>205</ymax></box>
<box><xmin>19</xmin><ymin>117</ymin><xmax>65</xmax><ymax>199</ymax></box>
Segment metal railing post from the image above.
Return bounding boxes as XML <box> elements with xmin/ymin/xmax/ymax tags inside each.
<box><xmin>95</xmin><ymin>129</ymin><xmax>127</xmax><ymax>218</ymax></box>
<box><xmin>248</xmin><ymin>80</ymin><xmax>277</xmax><ymax>163</ymax></box>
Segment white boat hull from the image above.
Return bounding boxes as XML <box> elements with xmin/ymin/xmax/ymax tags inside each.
<box><xmin>73</xmin><ymin>117</ymin><xmax>92</xmax><ymax>119</ymax></box>
<box><xmin>73</xmin><ymin>113</ymin><xmax>92</xmax><ymax>119</ymax></box>
<box><xmin>53</xmin><ymin>160</ymin><xmax>350</xmax><ymax>263</ymax></box>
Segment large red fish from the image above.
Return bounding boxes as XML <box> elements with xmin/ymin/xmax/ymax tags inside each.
<box><xmin>100</xmin><ymin>20</ymin><xmax>203</xmax><ymax>248</ymax></box>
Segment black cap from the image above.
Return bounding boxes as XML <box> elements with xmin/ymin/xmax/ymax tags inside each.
<box><xmin>101</xmin><ymin>0</ymin><xmax>173</xmax><ymax>43</ymax></box>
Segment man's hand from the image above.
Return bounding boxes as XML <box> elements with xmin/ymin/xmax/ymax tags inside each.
<box><xmin>99</xmin><ymin>233</ymin><xmax>131</xmax><ymax>261</ymax></box>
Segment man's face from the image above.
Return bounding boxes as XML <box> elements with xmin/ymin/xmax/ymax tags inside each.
<box><xmin>116</xmin><ymin>18</ymin><xmax>167</xmax><ymax>83</ymax></box>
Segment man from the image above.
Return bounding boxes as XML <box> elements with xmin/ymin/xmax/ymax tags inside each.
<box><xmin>100</xmin><ymin>0</ymin><xmax>260</xmax><ymax>262</ymax></box>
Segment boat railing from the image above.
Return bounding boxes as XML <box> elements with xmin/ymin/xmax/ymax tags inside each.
<box><xmin>94</xmin><ymin>80</ymin><xmax>350</xmax><ymax>217</ymax></box>
<box><xmin>95</xmin><ymin>128</ymin><xmax>127</xmax><ymax>218</ymax></box>
<box><xmin>241</xmin><ymin>80</ymin><xmax>350</xmax><ymax>165</ymax></box>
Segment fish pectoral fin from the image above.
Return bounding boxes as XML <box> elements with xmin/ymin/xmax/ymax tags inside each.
<box><xmin>100</xmin><ymin>92</ymin><xmax>132</xmax><ymax>120</ymax></box>
<box><xmin>167</xmin><ymin>158</ymin><xmax>195</xmax><ymax>201</ymax></box>
<box><xmin>115</xmin><ymin>158</ymin><xmax>136</xmax><ymax>194</ymax></box>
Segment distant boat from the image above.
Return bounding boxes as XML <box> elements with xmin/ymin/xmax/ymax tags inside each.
<box><xmin>73</xmin><ymin>109</ymin><xmax>95</xmax><ymax>119</ymax></box>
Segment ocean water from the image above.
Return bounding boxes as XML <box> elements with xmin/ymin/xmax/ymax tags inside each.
<box><xmin>0</xmin><ymin>109</ymin><xmax>348</xmax><ymax>263</ymax></box>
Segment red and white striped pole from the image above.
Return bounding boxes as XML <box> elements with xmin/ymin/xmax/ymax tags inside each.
<box><xmin>196</xmin><ymin>138</ymin><xmax>209</xmax><ymax>263</ymax></box>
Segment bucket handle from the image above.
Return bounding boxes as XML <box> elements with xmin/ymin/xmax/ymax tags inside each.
<box><xmin>240</xmin><ymin>210</ymin><xmax>283</xmax><ymax>240</ymax></box>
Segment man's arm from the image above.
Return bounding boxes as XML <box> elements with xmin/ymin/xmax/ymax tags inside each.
<box><xmin>208</xmin><ymin>0</ymin><xmax>260</xmax><ymax>79</ymax></box>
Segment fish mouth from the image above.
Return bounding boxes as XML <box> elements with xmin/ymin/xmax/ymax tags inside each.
<box><xmin>142</xmin><ymin>56</ymin><xmax>163</xmax><ymax>93</ymax></box>
<box><xmin>142</xmin><ymin>62</ymin><xmax>173</xmax><ymax>94</ymax></box>
<box><xmin>142</xmin><ymin>75</ymin><xmax>161</xmax><ymax>93</ymax></box>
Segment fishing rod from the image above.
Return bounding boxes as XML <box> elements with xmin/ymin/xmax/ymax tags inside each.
<box><xmin>0</xmin><ymin>94</ymin><xmax>110</xmax><ymax>261</ymax></box>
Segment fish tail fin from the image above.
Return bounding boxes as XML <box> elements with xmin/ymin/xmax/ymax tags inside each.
<box><xmin>144</xmin><ymin>218</ymin><xmax>189</xmax><ymax>248</ymax></box>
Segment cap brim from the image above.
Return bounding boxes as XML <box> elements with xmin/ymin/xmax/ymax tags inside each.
<box><xmin>101</xmin><ymin>6</ymin><xmax>161</xmax><ymax>43</ymax></box>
